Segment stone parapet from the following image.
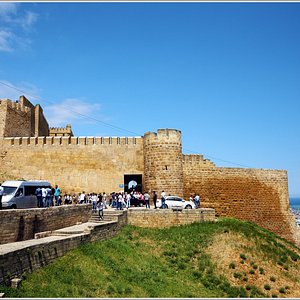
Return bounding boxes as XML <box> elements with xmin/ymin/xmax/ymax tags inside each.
<box><xmin>3</xmin><ymin>136</ymin><xmax>143</xmax><ymax>146</ymax></box>
<box><xmin>127</xmin><ymin>208</ymin><xmax>215</xmax><ymax>228</ymax></box>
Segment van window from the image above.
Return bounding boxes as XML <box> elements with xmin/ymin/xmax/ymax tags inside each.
<box><xmin>3</xmin><ymin>186</ymin><xmax>17</xmax><ymax>196</ymax></box>
<box><xmin>24</xmin><ymin>186</ymin><xmax>38</xmax><ymax>196</ymax></box>
<box><xmin>15</xmin><ymin>188</ymin><xmax>23</xmax><ymax>197</ymax></box>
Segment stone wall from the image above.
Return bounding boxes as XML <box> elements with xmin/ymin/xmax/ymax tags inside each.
<box><xmin>127</xmin><ymin>208</ymin><xmax>215</xmax><ymax>228</ymax></box>
<box><xmin>49</xmin><ymin>124</ymin><xmax>73</xmax><ymax>137</ymax></box>
<box><xmin>183</xmin><ymin>164</ymin><xmax>298</xmax><ymax>245</ymax></box>
<box><xmin>34</xmin><ymin>105</ymin><xmax>49</xmax><ymax>137</ymax></box>
<box><xmin>0</xmin><ymin>205</ymin><xmax>92</xmax><ymax>245</ymax></box>
<box><xmin>0</xmin><ymin>136</ymin><xmax>144</xmax><ymax>194</ymax></box>
<box><xmin>0</xmin><ymin>96</ymin><xmax>49</xmax><ymax>138</ymax></box>
<box><xmin>0</xmin><ymin>100</ymin><xmax>32</xmax><ymax>138</ymax></box>
<box><xmin>0</xmin><ymin>212</ymin><xmax>127</xmax><ymax>286</ymax></box>
<box><xmin>143</xmin><ymin>129</ymin><xmax>184</xmax><ymax>197</ymax></box>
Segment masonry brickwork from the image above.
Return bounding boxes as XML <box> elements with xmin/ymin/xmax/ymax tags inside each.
<box><xmin>0</xmin><ymin>210</ymin><xmax>128</xmax><ymax>286</ymax></box>
<box><xmin>0</xmin><ymin>96</ymin><xmax>297</xmax><ymax>246</ymax></box>
<box><xmin>0</xmin><ymin>205</ymin><xmax>92</xmax><ymax>245</ymax></box>
<box><xmin>0</xmin><ymin>96</ymin><xmax>49</xmax><ymax>138</ymax></box>
<box><xmin>127</xmin><ymin>208</ymin><xmax>215</xmax><ymax>228</ymax></box>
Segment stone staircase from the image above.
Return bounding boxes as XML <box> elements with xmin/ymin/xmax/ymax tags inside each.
<box><xmin>89</xmin><ymin>209</ymin><xmax>125</xmax><ymax>223</ymax></box>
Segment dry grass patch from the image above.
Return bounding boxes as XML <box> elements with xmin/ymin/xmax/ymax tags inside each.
<box><xmin>207</xmin><ymin>231</ymin><xmax>300</xmax><ymax>298</ymax></box>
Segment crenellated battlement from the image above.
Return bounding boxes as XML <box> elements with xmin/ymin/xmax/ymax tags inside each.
<box><xmin>3</xmin><ymin>136</ymin><xmax>144</xmax><ymax>146</ymax></box>
<box><xmin>0</xmin><ymin>98</ymin><xmax>31</xmax><ymax>114</ymax></box>
<box><xmin>144</xmin><ymin>128</ymin><xmax>182</xmax><ymax>145</ymax></box>
<box><xmin>49</xmin><ymin>124</ymin><xmax>73</xmax><ymax>137</ymax></box>
<box><xmin>183</xmin><ymin>154</ymin><xmax>216</xmax><ymax>167</ymax></box>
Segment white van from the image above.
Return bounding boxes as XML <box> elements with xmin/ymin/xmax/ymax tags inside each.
<box><xmin>1</xmin><ymin>180</ymin><xmax>51</xmax><ymax>209</ymax></box>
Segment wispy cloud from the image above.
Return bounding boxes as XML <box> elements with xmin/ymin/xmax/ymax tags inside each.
<box><xmin>0</xmin><ymin>80</ymin><xmax>41</xmax><ymax>102</ymax></box>
<box><xmin>44</xmin><ymin>98</ymin><xmax>102</xmax><ymax>127</ymax></box>
<box><xmin>0</xmin><ymin>30</ymin><xmax>13</xmax><ymax>52</ymax></box>
<box><xmin>0</xmin><ymin>3</ymin><xmax>38</xmax><ymax>52</ymax></box>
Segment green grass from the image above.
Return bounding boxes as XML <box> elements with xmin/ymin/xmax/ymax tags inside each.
<box><xmin>1</xmin><ymin>218</ymin><xmax>299</xmax><ymax>298</ymax></box>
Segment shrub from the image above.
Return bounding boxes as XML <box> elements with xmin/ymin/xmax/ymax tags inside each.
<box><xmin>240</xmin><ymin>253</ymin><xmax>247</xmax><ymax>260</ymax></box>
<box><xmin>290</xmin><ymin>252</ymin><xmax>299</xmax><ymax>261</ymax></box>
<box><xmin>249</xmin><ymin>269</ymin><xmax>255</xmax><ymax>275</ymax></box>
<box><xmin>272</xmin><ymin>294</ymin><xmax>278</xmax><ymax>298</ymax></box>
<box><xmin>259</xmin><ymin>267</ymin><xmax>265</xmax><ymax>274</ymax></box>
<box><xmin>252</xmin><ymin>264</ymin><xmax>258</xmax><ymax>269</ymax></box>
<box><xmin>243</xmin><ymin>276</ymin><xmax>248</xmax><ymax>282</ymax></box>
<box><xmin>240</xmin><ymin>260</ymin><xmax>245</xmax><ymax>264</ymax></box>
<box><xmin>246</xmin><ymin>285</ymin><xmax>251</xmax><ymax>291</ymax></box>
<box><xmin>270</xmin><ymin>276</ymin><xmax>276</xmax><ymax>282</ymax></box>
<box><xmin>233</xmin><ymin>272</ymin><xmax>242</xmax><ymax>279</ymax></box>
<box><xmin>229</xmin><ymin>262</ymin><xmax>236</xmax><ymax>269</ymax></box>
<box><xmin>279</xmin><ymin>287</ymin><xmax>286</xmax><ymax>294</ymax></box>
<box><xmin>284</xmin><ymin>265</ymin><xmax>289</xmax><ymax>271</ymax></box>
<box><xmin>264</xmin><ymin>284</ymin><xmax>271</xmax><ymax>290</ymax></box>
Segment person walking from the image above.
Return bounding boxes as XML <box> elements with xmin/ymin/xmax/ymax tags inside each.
<box><xmin>54</xmin><ymin>185</ymin><xmax>61</xmax><ymax>206</ymax></box>
<box><xmin>35</xmin><ymin>187</ymin><xmax>43</xmax><ymax>208</ymax></box>
<box><xmin>161</xmin><ymin>190</ymin><xmax>166</xmax><ymax>209</ymax></box>
<box><xmin>144</xmin><ymin>192</ymin><xmax>150</xmax><ymax>209</ymax></box>
<box><xmin>97</xmin><ymin>199</ymin><xmax>104</xmax><ymax>220</ymax></box>
<box><xmin>194</xmin><ymin>193</ymin><xmax>200</xmax><ymax>209</ymax></box>
<box><xmin>0</xmin><ymin>183</ymin><xmax>4</xmax><ymax>210</ymax></box>
<box><xmin>153</xmin><ymin>191</ymin><xmax>157</xmax><ymax>209</ymax></box>
<box><xmin>103</xmin><ymin>192</ymin><xmax>107</xmax><ymax>209</ymax></box>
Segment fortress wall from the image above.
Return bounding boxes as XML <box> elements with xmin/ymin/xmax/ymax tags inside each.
<box><xmin>183</xmin><ymin>154</ymin><xmax>216</xmax><ymax>168</ymax></box>
<box><xmin>0</xmin><ymin>100</ymin><xmax>8</xmax><ymax>137</ymax></box>
<box><xmin>0</xmin><ymin>136</ymin><xmax>144</xmax><ymax>194</ymax></box>
<box><xmin>0</xmin><ymin>100</ymin><xmax>32</xmax><ymax>138</ymax></box>
<box><xmin>183</xmin><ymin>165</ymin><xmax>298</xmax><ymax>245</ymax></box>
<box><xmin>2</xmin><ymin>100</ymin><xmax>32</xmax><ymax>137</ymax></box>
<box><xmin>143</xmin><ymin>129</ymin><xmax>184</xmax><ymax>197</ymax></box>
<box><xmin>34</xmin><ymin>105</ymin><xmax>49</xmax><ymax>137</ymax></box>
<box><xmin>0</xmin><ymin>204</ymin><xmax>92</xmax><ymax>245</ymax></box>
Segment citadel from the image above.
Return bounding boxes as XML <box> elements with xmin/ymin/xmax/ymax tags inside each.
<box><xmin>0</xmin><ymin>95</ymin><xmax>298</xmax><ymax>246</ymax></box>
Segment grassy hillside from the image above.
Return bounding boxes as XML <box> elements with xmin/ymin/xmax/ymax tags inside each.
<box><xmin>2</xmin><ymin>218</ymin><xmax>300</xmax><ymax>298</ymax></box>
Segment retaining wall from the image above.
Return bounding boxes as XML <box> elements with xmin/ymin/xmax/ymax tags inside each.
<box><xmin>0</xmin><ymin>212</ymin><xmax>127</xmax><ymax>286</ymax></box>
<box><xmin>0</xmin><ymin>205</ymin><xmax>92</xmax><ymax>245</ymax></box>
<box><xmin>127</xmin><ymin>208</ymin><xmax>215</xmax><ymax>228</ymax></box>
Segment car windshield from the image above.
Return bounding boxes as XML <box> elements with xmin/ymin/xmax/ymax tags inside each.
<box><xmin>3</xmin><ymin>186</ymin><xmax>17</xmax><ymax>196</ymax></box>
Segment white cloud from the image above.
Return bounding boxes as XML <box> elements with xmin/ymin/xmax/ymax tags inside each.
<box><xmin>0</xmin><ymin>3</ymin><xmax>18</xmax><ymax>20</ymax></box>
<box><xmin>0</xmin><ymin>80</ymin><xmax>41</xmax><ymax>102</ymax></box>
<box><xmin>0</xmin><ymin>3</ymin><xmax>38</xmax><ymax>52</ymax></box>
<box><xmin>21</xmin><ymin>11</ymin><xmax>38</xmax><ymax>29</ymax></box>
<box><xmin>0</xmin><ymin>30</ymin><xmax>13</xmax><ymax>52</ymax></box>
<box><xmin>44</xmin><ymin>98</ymin><xmax>102</xmax><ymax>127</ymax></box>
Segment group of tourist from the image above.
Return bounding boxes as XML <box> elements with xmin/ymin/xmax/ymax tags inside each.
<box><xmin>35</xmin><ymin>185</ymin><xmax>61</xmax><ymax>208</ymax></box>
<box><xmin>34</xmin><ymin>186</ymin><xmax>201</xmax><ymax>211</ymax></box>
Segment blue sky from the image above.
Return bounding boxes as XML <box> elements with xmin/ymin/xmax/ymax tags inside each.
<box><xmin>0</xmin><ymin>2</ymin><xmax>299</xmax><ymax>197</ymax></box>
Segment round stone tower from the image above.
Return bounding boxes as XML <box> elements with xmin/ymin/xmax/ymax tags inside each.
<box><xmin>143</xmin><ymin>129</ymin><xmax>183</xmax><ymax>197</ymax></box>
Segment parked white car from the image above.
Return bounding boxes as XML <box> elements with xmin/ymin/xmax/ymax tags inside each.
<box><xmin>157</xmin><ymin>196</ymin><xmax>195</xmax><ymax>210</ymax></box>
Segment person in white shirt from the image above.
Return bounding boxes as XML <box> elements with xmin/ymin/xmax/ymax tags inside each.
<box><xmin>161</xmin><ymin>190</ymin><xmax>166</xmax><ymax>209</ymax></box>
<box><xmin>103</xmin><ymin>192</ymin><xmax>107</xmax><ymax>209</ymax></box>
<box><xmin>0</xmin><ymin>184</ymin><xmax>3</xmax><ymax>210</ymax></box>
<box><xmin>79</xmin><ymin>192</ymin><xmax>86</xmax><ymax>204</ymax></box>
<box><xmin>118</xmin><ymin>193</ymin><xmax>124</xmax><ymax>210</ymax></box>
<box><xmin>91</xmin><ymin>193</ymin><xmax>98</xmax><ymax>212</ymax></box>
<box><xmin>42</xmin><ymin>187</ymin><xmax>47</xmax><ymax>207</ymax></box>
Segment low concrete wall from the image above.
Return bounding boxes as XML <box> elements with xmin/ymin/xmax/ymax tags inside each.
<box><xmin>0</xmin><ymin>205</ymin><xmax>92</xmax><ymax>245</ymax></box>
<box><xmin>127</xmin><ymin>208</ymin><xmax>215</xmax><ymax>227</ymax></box>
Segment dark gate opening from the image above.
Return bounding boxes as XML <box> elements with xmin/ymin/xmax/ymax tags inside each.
<box><xmin>124</xmin><ymin>174</ymin><xmax>142</xmax><ymax>193</ymax></box>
